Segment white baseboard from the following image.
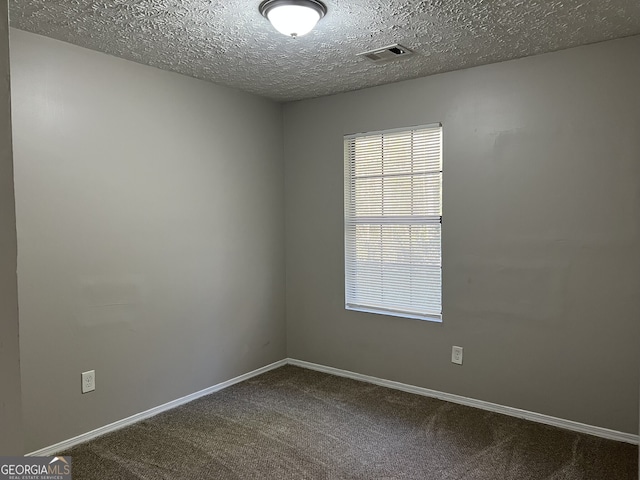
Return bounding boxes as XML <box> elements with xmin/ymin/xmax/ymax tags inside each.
<box><xmin>27</xmin><ymin>356</ymin><xmax>638</xmax><ymax>456</ymax></box>
<box><xmin>27</xmin><ymin>359</ymin><xmax>288</xmax><ymax>456</ymax></box>
<box><xmin>287</xmin><ymin>358</ymin><xmax>639</xmax><ymax>445</ymax></box>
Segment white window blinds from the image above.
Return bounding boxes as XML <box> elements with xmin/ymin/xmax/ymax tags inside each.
<box><xmin>344</xmin><ymin>124</ymin><xmax>442</xmax><ymax>322</ymax></box>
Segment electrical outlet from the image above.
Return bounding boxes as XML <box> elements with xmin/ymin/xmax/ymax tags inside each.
<box><xmin>451</xmin><ymin>346</ymin><xmax>463</xmax><ymax>365</ymax></box>
<box><xmin>82</xmin><ymin>370</ymin><xmax>95</xmax><ymax>394</ymax></box>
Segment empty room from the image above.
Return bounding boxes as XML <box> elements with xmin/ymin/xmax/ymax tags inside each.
<box><xmin>1</xmin><ymin>0</ymin><xmax>639</xmax><ymax>479</ymax></box>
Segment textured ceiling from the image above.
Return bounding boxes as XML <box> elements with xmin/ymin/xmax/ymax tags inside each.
<box><xmin>9</xmin><ymin>0</ymin><xmax>640</xmax><ymax>102</ymax></box>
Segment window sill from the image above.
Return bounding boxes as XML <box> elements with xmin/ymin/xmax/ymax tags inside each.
<box><xmin>345</xmin><ymin>305</ymin><xmax>442</xmax><ymax>323</ymax></box>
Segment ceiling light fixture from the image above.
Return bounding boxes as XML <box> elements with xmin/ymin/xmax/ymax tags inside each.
<box><xmin>259</xmin><ymin>0</ymin><xmax>327</xmax><ymax>38</ymax></box>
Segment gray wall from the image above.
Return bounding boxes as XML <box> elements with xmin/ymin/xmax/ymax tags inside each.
<box><xmin>10</xmin><ymin>29</ymin><xmax>286</xmax><ymax>453</ymax></box>
<box><xmin>0</xmin><ymin>0</ymin><xmax>23</xmax><ymax>456</ymax></box>
<box><xmin>284</xmin><ymin>36</ymin><xmax>640</xmax><ymax>434</ymax></box>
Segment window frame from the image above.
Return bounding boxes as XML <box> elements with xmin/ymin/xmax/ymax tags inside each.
<box><xmin>343</xmin><ymin>123</ymin><xmax>443</xmax><ymax>323</ymax></box>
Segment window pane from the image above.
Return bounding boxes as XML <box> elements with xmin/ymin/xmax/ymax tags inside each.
<box><xmin>345</xmin><ymin>124</ymin><xmax>442</xmax><ymax>321</ymax></box>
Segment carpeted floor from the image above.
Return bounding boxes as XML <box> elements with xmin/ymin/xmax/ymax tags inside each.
<box><xmin>63</xmin><ymin>365</ymin><xmax>638</xmax><ymax>479</ymax></box>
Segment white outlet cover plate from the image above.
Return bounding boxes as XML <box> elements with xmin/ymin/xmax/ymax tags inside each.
<box><xmin>82</xmin><ymin>370</ymin><xmax>95</xmax><ymax>393</ymax></box>
<box><xmin>452</xmin><ymin>346</ymin><xmax>463</xmax><ymax>365</ymax></box>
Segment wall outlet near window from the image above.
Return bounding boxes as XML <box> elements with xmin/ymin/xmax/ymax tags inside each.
<box><xmin>82</xmin><ymin>370</ymin><xmax>95</xmax><ymax>393</ymax></box>
<box><xmin>451</xmin><ymin>346</ymin><xmax>463</xmax><ymax>365</ymax></box>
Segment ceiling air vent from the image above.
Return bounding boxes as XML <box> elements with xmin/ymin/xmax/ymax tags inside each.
<box><xmin>358</xmin><ymin>44</ymin><xmax>414</xmax><ymax>63</ymax></box>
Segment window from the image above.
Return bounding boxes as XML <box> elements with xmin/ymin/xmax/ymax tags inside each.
<box><xmin>344</xmin><ymin>124</ymin><xmax>442</xmax><ymax>322</ymax></box>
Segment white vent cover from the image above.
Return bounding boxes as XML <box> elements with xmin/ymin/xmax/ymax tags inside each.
<box><xmin>358</xmin><ymin>44</ymin><xmax>414</xmax><ymax>63</ymax></box>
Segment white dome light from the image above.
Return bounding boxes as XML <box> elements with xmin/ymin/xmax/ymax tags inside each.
<box><xmin>259</xmin><ymin>0</ymin><xmax>327</xmax><ymax>38</ymax></box>
<box><xmin>267</xmin><ymin>5</ymin><xmax>320</xmax><ymax>37</ymax></box>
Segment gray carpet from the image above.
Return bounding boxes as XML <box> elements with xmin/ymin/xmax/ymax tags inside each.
<box><xmin>64</xmin><ymin>365</ymin><xmax>638</xmax><ymax>479</ymax></box>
